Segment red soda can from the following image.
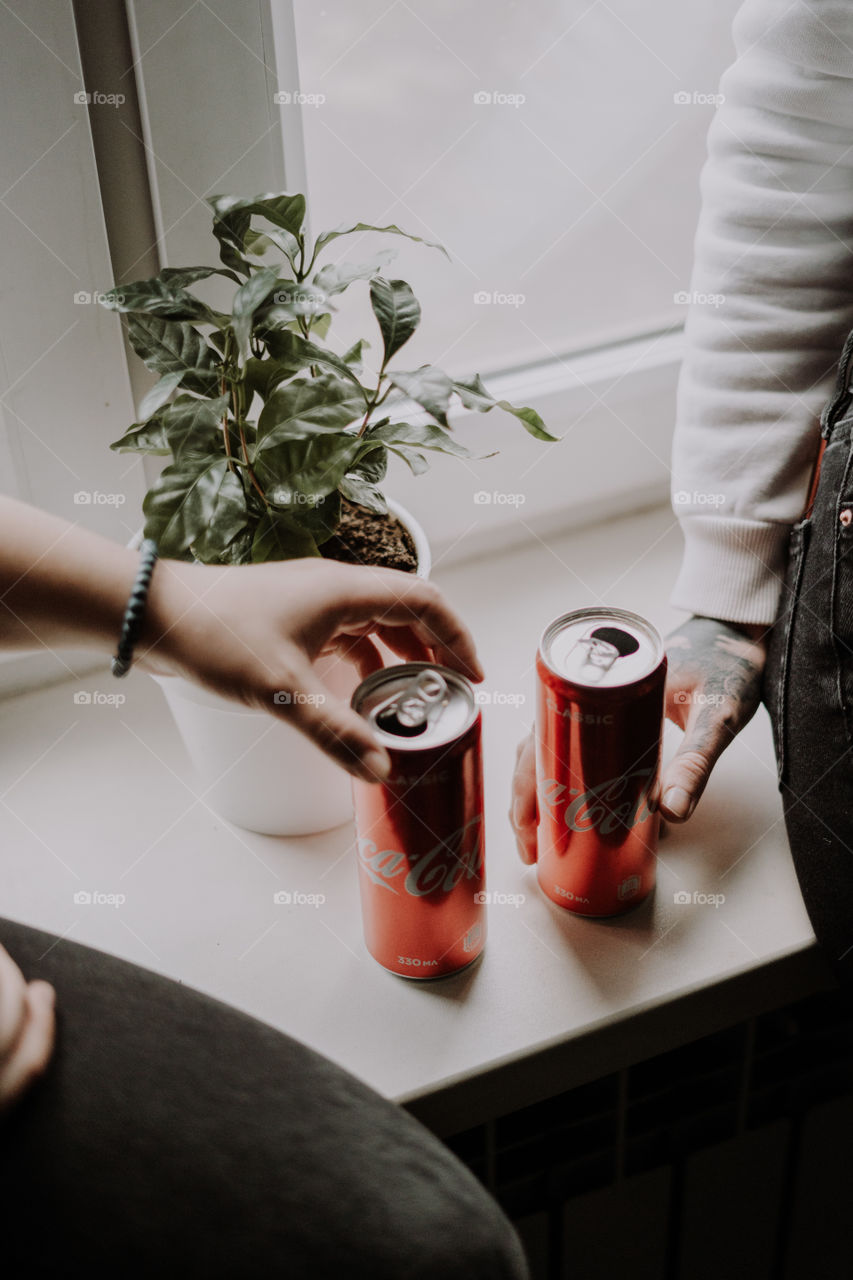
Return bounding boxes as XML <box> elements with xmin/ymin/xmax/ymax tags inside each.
<box><xmin>535</xmin><ymin>608</ymin><xmax>666</xmax><ymax>916</ymax></box>
<box><xmin>350</xmin><ymin>663</ymin><xmax>486</xmax><ymax>978</ymax></box>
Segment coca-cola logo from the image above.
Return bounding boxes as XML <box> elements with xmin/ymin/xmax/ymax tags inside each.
<box><xmin>539</xmin><ymin>769</ymin><xmax>654</xmax><ymax>835</ymax></box>
<box><xmin>357</xmin><ymin>816</ymin><xmax>484</xmax><ymax>897</ymax></box>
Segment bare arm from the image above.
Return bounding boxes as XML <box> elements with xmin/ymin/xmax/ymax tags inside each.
<box><xmin>0</xmin><ymin>495</ymin><xmax>484</xmax><ymax>780</ymax></box>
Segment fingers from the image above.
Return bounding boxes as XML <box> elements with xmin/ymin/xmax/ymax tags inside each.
<box><xmin>0</xmin><ymin>979</ymin><xmax>56</xmax><ymax>1114</ymax></box>
<box><xmin>274</xmin><ymin>661</ymin><xmax>391</xmax><ymax>784</ymax></box>
<box><xmin>659</xmin><ymin>724</ymin><xmax>731</xmax><ymax>823</ymax></box>
<box><xmin>338</xmin><ymin>573</ymin><xmax>484</xmax><ymax>683</ymax></box>
<box><xmin>371</xmin><ymin>623</ymin><xmax>435</xmax><ymax>667</ymax></box>
<box><xmin>510</xmin><ymin>734</ymin><xmax>538</xmax><ymax>864</ymax></box>
<box><xmin>330</xmin><ymin>633</ymin><xmax>385</xmax><ymax>684</ymax></box>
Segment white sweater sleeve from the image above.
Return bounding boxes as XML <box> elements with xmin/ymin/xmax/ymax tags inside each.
<box><xmin>670</xmin><ymin>0</ymin><xmax>853</xmax><ymax>625</ymax></box>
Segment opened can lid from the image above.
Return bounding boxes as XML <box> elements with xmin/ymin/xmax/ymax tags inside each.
<box><xmin>540</xmin><ymin>608</ymin><xmax>663</xmax><ymax>689</ymax></box>
<box><xmin>352</xmin><ymin>662</ymin><xmax>477</xmax><ymax>748</ymax></box>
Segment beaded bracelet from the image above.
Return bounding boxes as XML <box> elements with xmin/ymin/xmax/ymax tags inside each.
<box><xmin>111</xmin><ymin>539</ymin><xmax>158</xmax><ymax>678</ymax></box>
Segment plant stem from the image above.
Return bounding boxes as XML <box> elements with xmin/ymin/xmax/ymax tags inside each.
<box><xmin>224</xmin><ymin>326</ymin><xmax>268</xmax><ymax>506</ymax></box>
<box><xmin>357</xmin><ymin>368</ymin><xmax>387</xmax><ymax>437</ymax></box>
<box><xmin>220</xmin><ymin>369</ymin><xmax>235</xmax><ymax>474</ymax></box>
<box><xmin>238</xmin><ymin>420</ymin><xmax>267</xmax><ymax>503</ymax></box>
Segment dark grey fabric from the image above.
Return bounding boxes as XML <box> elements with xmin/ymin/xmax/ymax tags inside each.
<box><xmin>763</xmin><ymin>351</ymin><xmax>853</xmax><ymax>991</ymax></box>
<box><xmin>0</xmin><ymin>916</ymin><xmax>528</xmax><ymax>1279</ymax></box>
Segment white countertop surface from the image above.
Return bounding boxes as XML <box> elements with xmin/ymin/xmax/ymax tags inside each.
<box><xmin>0</xmin><ymin>504</ymin><xmax>828</xmax><ymax>1131</ymax></box>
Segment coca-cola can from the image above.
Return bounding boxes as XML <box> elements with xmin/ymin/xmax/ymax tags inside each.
<box><xmin>535</xmin><ymin>608</ymin><xmax>666</xmax><ymax>916</ymax></box>
<box><xmin>350</xmin><ymin>663</ymin><xmax>486</xmax><ymax>978</ymax></box>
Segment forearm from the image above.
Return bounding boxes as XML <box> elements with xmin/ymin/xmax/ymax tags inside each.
<box><xmin>0</xmin><ymin>496</ymin><xmax>180</xmax><ymax>657</ymax></box>
<box><xmin>671</xmin><ymin>0</ymin><xmax>853</xmax><ymax>623</ymax></box>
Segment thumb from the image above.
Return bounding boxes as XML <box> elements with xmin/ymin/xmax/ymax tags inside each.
<box><xmin>274</xmin><ymin>663</ymin><xmax>391</xmax><ymax>784</ymax></box>
<box><xmin>660</xmin><ymin>716</ymin><xmax>732</xmax><ymax>823</ymax></box>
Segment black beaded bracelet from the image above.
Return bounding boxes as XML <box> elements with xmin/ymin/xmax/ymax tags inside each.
<box><xmin>112</xmin><ymin>539</ymin><xmax>158</xmax><ymax>678</ymax></box>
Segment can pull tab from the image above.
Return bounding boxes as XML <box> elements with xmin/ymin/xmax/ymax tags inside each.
<box><xmin>371</xmin><ymin>669</ymin><xmax>448</xmax><ymax>737</ymax></box>
<box><xmin>571</xmin><ymin>626</ymin><xmax>641</xmax><ymax>684</ymax></box>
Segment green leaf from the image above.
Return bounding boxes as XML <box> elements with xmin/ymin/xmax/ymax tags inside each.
<box><xmin>244</xmin><ymin>332</ymin><xmax>366</xmax><ymax>401</ymax></box>
<box><xmin>109</xmin><ymin>416</ymin><xmax>170</xmax><ymax>455</ymax></box>
<box><xmin>243</xmin><ymin>227</ymin><xmax>301</xmax><ymax>263</ymax></box>
<box><xmin>143</xmin><ymin>457</ymin><xmax>246</xmax><ymax>560</ymax></box>
<box><xmin>310</xmin><ymin>221</ymin><xmax>448</xmax><ymax>271</ymax></box>
<box><xmin>350</xmin><ymin>442</ymin><xmax>387</xmax><ymax>484</ymax></box>
<box><xmin>190</xmin><ymin>495</ymin><xmax>248</xmax><ymax>561</ymax></box>
<box><xmin>205</xmin><ymin>527</ymin><xmax>253</xmax><ymax>565</ymax></box>
<box><xmin>369</xmin><ymin>278</ymin><xmax>421</xmax><ymax>366</ymax></box>
<box><xmin>281</xmin><ymin>489</ymin><xmax>341</xmax><ymax>545</ymax></box>
<box><xmin>312</xmin><ymin>249</ymin><xmax>396</xmax><ymax>297</ymax></box>
<box><xmin>339</xmin><ymin>474</ymin><xmax>387</xmax><ymax>514</ymax></box>
<box><xmin>125</xmin><ymin>315</ymin><xmax>221</xmax><ymax>396</ymax></box>
<box><xmin>256</xmin><ymin>374</ymin><xmax>364</xmax><ymax>448</ymax></box>
<box><xmin>367</xmin><ymin>419</ymin><xmax>474</xmax><ymax>459</ymax></box>
<box><xmin>160</xmin><ymin>393</ymin><xmax>229</xmax><ymax>463</ymax></box>
<box><xmin>231</xmin><ymin>267</ymin><xmax>280</xmax><ymax>363</ymax></box>
<box><xmin>243</xmin><ymin>229</ymin><xmax>274</xmax><ymax>256</ymax></box>
<box><xmin>208</xmin><ymin>193</ymin><xmax>306</xmax><ymax>273</ymax></box>
<box><xmin>251</xmin><ymin>510</ymin><xmax>320</xmax><ymax>562</ymax></box>
<box><xmin>255</xmin><ymin>432</ymin><xmax>363</xmax><ymax>502</ymax></box>
<box><xmin>159</xmin><ymin>266</ymin><xmax>242</xmax><ymax>287</ymax></box>
<box><xmin>228</xmin><ymin>193</ymin><xmax>306</xmax><ymax>238</ymax></box>
<box><xmin>98</xmin><ymin>269</ymin><xmax>230</xmax><ymax>323</ymax></box>
<box><xmin>452</xmin><ymin>376</ymin><xmax>559</xmax><ymax>442</ymax></box>
<box><xmin>137</xmin><ymin>370</ymin><xmax>184</xmax><ymax>419</ymax></box>
<box><xmin>342</xmin><ymin>338</ymin><xmax>369</xmax><ymax>373</ymax></box>
<box><xmin>189</xmin><ymin>481</ymin><xmax>245</xmax><ymax>560</ymax></box>
<box><xmin>209</xmin><ymin>205</ymin><xmax>252</xmax><ymax>275</ymax></box>
<box><xmin>494</xmin><ymin>400</ymin><xmax>558</xmax><ymax>442</ymax></box>
<box><xmin>255</xmin><ymin>285</ymin><xmax>331</xmax><ymax>333</ymax></box>
<box><xmin>451</xmin><ymin>374</ymin><xmax>494</xmax><ymax>412</ymax></box>
<box><xmin>244</xmin><ymin>357</ymin><xmax>293</xmax><ymax>403</ymax></box>
<box><xmin>308</xmin><ymin>312</ymin><xmax>332</xmax><ymax>341</ymax></box>
<box><xmin>386</xmin><ymin>444</ymin><xmax>428</xmax><ymax>476</ymax></box>
<box><xmin>388</xmin><ymin>365</ymin><xmax>453</xmax><ymax>426</ymax></box>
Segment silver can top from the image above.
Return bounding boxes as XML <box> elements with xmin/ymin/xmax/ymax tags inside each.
<box><xmin>539</xmin><ymin>608</ymin><xmax>663</xmax><ymax>688</ymax></box>
<box><xmin>352</xmin><ymin>663</ymin><xmax>477</xmax><ymax>748</ymax></box>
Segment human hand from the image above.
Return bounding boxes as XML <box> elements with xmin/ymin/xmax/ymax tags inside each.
<box><xmin>509</xmin><ymin>732</ymin><xmax>537</xmax><ymax>864</ymax></box>
<box><xmin>139</xmin><ymin>557</ymin><xmax>484</xmax><ymax>783</ymax></box>
<box><xmin>0</xmin><ymin>944</ymin><xmax>55</xmax><ymax>1115</ymax></box>
<box><xmin>659</xmin><ymin>615</ymin><xmax>767</xmax><ymax>822</ymax></box>
<box><xmin>508</xmin><ymin>614</ymin><xmax>768</xmax><ymax>859</ymax></box>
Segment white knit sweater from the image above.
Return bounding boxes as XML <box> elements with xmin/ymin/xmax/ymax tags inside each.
<box><xmin>670</xmin><ymin>0</ymin><xmax>853</xmax><ymax>624</ymax></box>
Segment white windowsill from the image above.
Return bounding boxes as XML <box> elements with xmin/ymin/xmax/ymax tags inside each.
<box><xmin>0</xmin><ymin>501</ymin><xmax>829</xmax><ymax>1134</ymax></box>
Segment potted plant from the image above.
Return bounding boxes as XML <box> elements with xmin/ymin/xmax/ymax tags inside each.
<box><xmin>102</xmin><ymin>192</ymin><xmax>556</xmax><ymax>836</ymax></box>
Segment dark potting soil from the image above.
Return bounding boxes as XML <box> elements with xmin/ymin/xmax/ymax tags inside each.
<box><xmin>321</xmin><ymin>500</ymin><xmax>418</xmax><ymax>572</ymax></box>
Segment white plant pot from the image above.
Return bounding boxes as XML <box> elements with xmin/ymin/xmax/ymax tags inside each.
<box><xmin>144</xmin><ymin>499</ymin><xmax>430</xmax><ymax>837</ymax></box>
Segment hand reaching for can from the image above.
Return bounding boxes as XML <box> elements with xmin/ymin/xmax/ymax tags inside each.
<box><xmin>658</xmin><ymin>616</ymin><xmax>768</xmax><ymax>822</ymax></box>
<box><xmin>137</xmin><ymin>557</ymin><xmax>485</xmax><ymax>785</ymax></box>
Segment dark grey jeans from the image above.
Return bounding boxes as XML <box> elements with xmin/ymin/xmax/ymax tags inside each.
<box><xmin>764</xmin><ymin>327</ymin><xmax>853</xmax><ymax>989</ymax></box>
<box><xmin>0</xmin><ymin>916</ymin><xmax>528</xmax><ymax>1278</ymax></box>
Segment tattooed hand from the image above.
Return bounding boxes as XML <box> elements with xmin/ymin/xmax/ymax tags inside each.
<box><xmin>659</xmin><ymin>615</ymin><xmax>768</xmax><ymax>822</ymax></box>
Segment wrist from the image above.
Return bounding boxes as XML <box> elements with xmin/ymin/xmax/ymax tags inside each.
<box><xmin>692</xmin><ymin>615</ymin><xmax>767</xmax><ymax>644</ymax></box>
<box><xmin>136</xmin><ymin>558</ymin><xmax>199</xmax><ymax>673</ymax></box>
<box><xmin>722</xmin><ymin>620</ymin><xmax>768</xmax><ymax>644</ymax></box>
